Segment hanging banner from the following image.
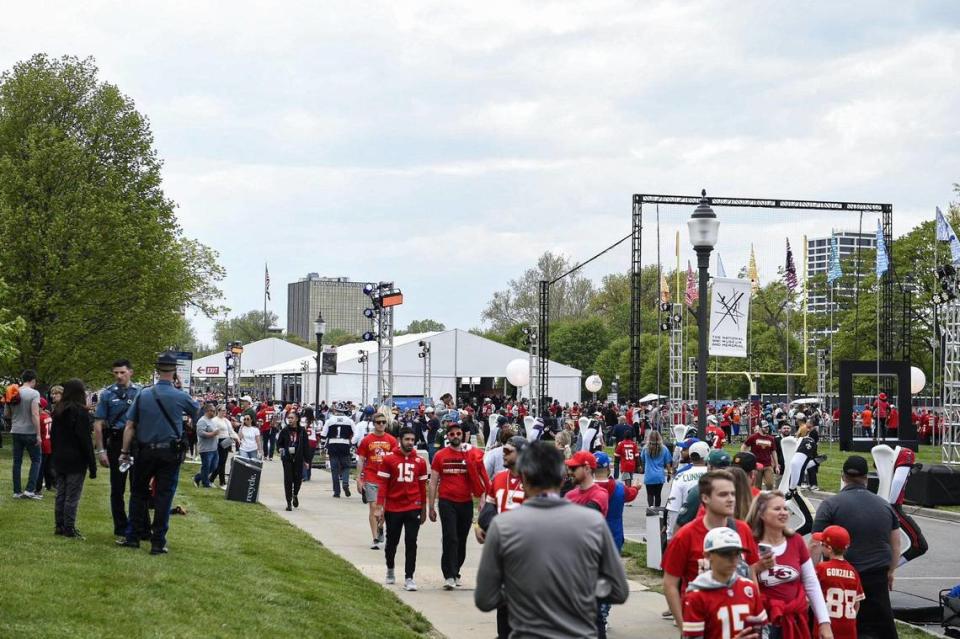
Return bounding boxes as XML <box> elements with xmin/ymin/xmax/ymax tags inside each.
<box><xmin>708</xmin><ymin>277</ymin><xmax>752</xmax><ymax>358</ymax></box>
<box><xmin>321</xmin><ymin>346</ymin><xmax>338</xmax><ymax>375</ymax></box>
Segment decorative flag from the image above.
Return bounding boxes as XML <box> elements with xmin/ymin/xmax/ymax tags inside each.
<box><xmin>936</xmin><ymin>207</ymin><xmax>960</xmax><ymax>266</ymax></box>
<box><xmin>747</xmin><ymin>245</ymin><xmax>759</xmax><ymax>292</ymax></box>
<box><xmin>875</xmin><ymin>219</ymin><xmax>889</xmax><ymax>277</ymax></box>
<box><xmin>660</xmin><ymin>272</ymin><xmax>671</xmax><ymax>303</ymax></box>
<box><xmin>784</xmin><ymin>239</ymin><xmax>798</xmax><ymax>292</ymax></box>
<box><xmin>685</xmin><ymin>261</ymin><xmax>698</xmax><ymax>306</ymax></box>
<box><xmin>265</xmin><ymin>264</ymin><xmax>271</xmax><ymax>301</ymax></box>
<box><xmin>716</xmin><ymin>253</ymin><xmax>727</xmax><ymax>278</ymax></box>
<box><xmin>827</xmin><ymin>236</ymin><xmax>842</xmax><ymax>285</ymax></box>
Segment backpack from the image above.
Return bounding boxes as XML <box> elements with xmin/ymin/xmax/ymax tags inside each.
<box><xmin>3</xmin><ymin>384</ymin><xmax>21</xmax><ymax>405</ymax></box>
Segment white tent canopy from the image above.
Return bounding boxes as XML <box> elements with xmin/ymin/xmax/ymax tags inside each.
<box><xmin>256</xmin><ymin>329</ymin><xmax>583</xmax><ymax>405</ymax></box>
<box><xmin>637</xmin><ymin>393</ymin><xmax>667</xmax><ymax>404</ymax></box>
<box><xmin>193</xmin><ymin>337</ymin><xmax>315</xmax><ymax>379</ymax></box>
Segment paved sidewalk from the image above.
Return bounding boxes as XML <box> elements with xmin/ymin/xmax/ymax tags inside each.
<box><xmin>255</xmin><ymin>459</ymin><xmax>676</xmax><ymax>639</ymax></box>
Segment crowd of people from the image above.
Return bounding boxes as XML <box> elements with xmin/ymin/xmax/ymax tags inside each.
<box><xmin>2</xmin><ymin>361</ymin><xmax>914</xmax><ymax>639</ymax></box>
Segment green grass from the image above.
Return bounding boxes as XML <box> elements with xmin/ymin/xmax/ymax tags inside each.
<box><xmin>621</xmin><ymin>540</ymin><xmax>664</xmax><ymax>593</ymax></box>
<box><xmin>0</xmin><ymin>446</ymin><xmax>431</xmax><ymax>638</ymax></box>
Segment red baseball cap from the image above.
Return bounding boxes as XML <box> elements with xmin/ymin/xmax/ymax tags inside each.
<box><xmin>565</xmin><ymin>450</ymin><xmax>597</xmax><ymax>469</ymax></box>
<box><xmin>813</xmin><ymin>525</ymin><xmax>851</xmax><ymax>552</ymax></box>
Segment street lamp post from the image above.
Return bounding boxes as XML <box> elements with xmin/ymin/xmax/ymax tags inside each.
<box><xmin>688</xmin><ymin>190</ymin><xmax>719</xmax><ymax>440</ymax></box>
<box><xmin>314</xmin><ymin>311</ymin><xmax>326</xmax><ymax>408</ymax></box>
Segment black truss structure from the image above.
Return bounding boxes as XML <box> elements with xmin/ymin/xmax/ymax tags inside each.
<box><xmin>628</xmin><ymin>193</ymin><xmax>895</xmax><ymax>403</ymax></box>
<box><xmin>538</xmin><ymin>279</ymin><xmax>550</xmax><ymax>415</ymax></box>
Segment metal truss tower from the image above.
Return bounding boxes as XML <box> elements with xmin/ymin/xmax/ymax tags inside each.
<box><xmin>524</xmin><ymin>325</ymin><xmax>539</xmax><ymax>416</ymax></box>
<box><xmin>941</xmin><ymin>299</ymin><xmax>960</xmax><ymax>464</ymax></box>
<box><xmin>377</xmin><ymin>303</ymin><xmax>395</xmax><ymax>406</ymax></box>
<box><xmin>668</xmin><ymin>303</ymin><xmax>684</xmax><ymax>426</ymax></box>
<box><xmin>816</xmin><ymin>349</ymin><xmax>827</xmax><ymax>407</ymax></box>
<box><xmin>687</xmin><ymin>356</ymin><xmax>696</xmax><ymax>418</ymax></box>
<box><xmin>538</xmin><ymin>281</ymin><xmax>550</xmax><ymax>417</ymax></box>
<box><xmin>357</xmin><ymin>350</ymin><xmax>369</xmax><ymax>406</ymax></box>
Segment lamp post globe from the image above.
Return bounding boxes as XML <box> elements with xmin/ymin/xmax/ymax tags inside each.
<box><xmin>687</xmin><ymin>189</ymin><xmax>718</xmax><ymax>440</ymax></box>
<box><xmin>314</xmin><ymin>311</ymin><xmax>326</xmax><ymax>407</ymax></box>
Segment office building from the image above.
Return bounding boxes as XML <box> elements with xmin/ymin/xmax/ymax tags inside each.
<box><xmin>287</xmin><ymin>274</ymin><xmax>372</xmax><ymax>343</ymax></box>
<box><xmin>807</xmin><ymin>231</ymin><xmax>876</xmax><ymax>314</ymax></box>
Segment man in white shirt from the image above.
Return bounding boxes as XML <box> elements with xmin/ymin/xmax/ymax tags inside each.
<box><xmin>666</xmin><ymin>441</ymin><xmax>710</xmax><ymax>537</ymax></box>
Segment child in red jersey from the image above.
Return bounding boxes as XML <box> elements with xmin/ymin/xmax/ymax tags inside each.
<box><xmin>814</xmin><ymin>526</ymin><xmax>864</xmax><ymax>639</ymax></box>
<box><xmin>614</xmin><ymin>431</ymin><xmax>640</xmax><ymax>486</ymax></box>
<box><xmin>683</xmin><ymin>527</ymin><xmax>767</xmax><ymax>639</ymax></box>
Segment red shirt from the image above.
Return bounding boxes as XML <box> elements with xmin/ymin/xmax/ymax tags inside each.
<box><xmin>706</xmin><ymin>425</ymin><xmax>726</xmax><ymax>449</ymax></box>
<box><xmin>40</xmin><ymin>411</ymin><xmax>53</xmax><ymax>455</ymax></box>
<box><xmin>744</xmin><ymin>433</ymin><xmax>776</xmax><ymax>467</ymax></box>
<box><xmin>565</xmin><ymin>482</ymin><xmax>610</xmax><ymax>517</ymax></box>
<box><xmin>815</xmin><ymin>558</ymin><xmax>864</xmax><ymax>639</ymax></box>
<box><xmin>486</xmin><ymin>470</ymin><xmax>525</xmax><ymax>513</ymax></box>
<box><xmin>431</xmin><ymin>446</ymin><xmax>473</xmax><ymax>502</ymax></box>
<box><xmin>357</xmin><ymin>432</ymin><xmax>398</xmax><ymax>482</ymax></box>
<box><xmin>615</xmin><ymin>440</ymin><xmax>640</xmax><ymax>473</ymax></box>
<box><xmin>376</xmin><ymin>449</ymin><xmax>428</xmax><ymax>512</ymax></box>
<box><xmin>256</xmin><ymin>407</ymin><xmax>274</xmax><ymax>432</ymax></box>
<box><xmin>756</xmin><ymin>534</ymin><xmax>811</xmax><ymax>607</ymax></box>
<box><xmin>683</xmin><ymin>576</ymin><xmax>767</xmax><ymax>639</ymax></box>
<box><xmin>663</xmin><ymin>517</ymin><xmax>761</xmax><ymax>588</ymax></box>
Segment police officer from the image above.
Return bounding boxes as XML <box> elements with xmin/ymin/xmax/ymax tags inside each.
<box><xmin>94</xmin><ymin>359</ymin><xmax>142</xmax><ymax>539</ymax></box>
<box><xmin>117</xmin><ymin>352</ymin><xmax>199</xmax><ymax>555</ymax></box>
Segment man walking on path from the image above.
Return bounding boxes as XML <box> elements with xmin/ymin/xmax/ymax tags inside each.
<box><xmin>428</xmin><ymin>419</ymin><xmax>473</xmax><ymax>590</ymax></box>
<box><xmin>375</xmin><ymin>426</ymin><xmax>428</xmax><ymax>591</ymax></box>
<box><xmin>7</xmin><ymin>369</ymin><xmax>42</xmax><ymax>499</ymax></box>
<box><xmin>322</xmin><ymin>404</ymin><xmax>354</xmax><ymax>498</ymax></box>
<box><xmin>475</xmin><ymin>441</ymin><xmax>629</xmax><ymax>638</ymax></box>
<box><xmin>357</xmin><ymin>412</ymin><xmax>397</xmax><ymax>549</ymax></box>
<box><xmin>94</xmin><ymin>360</ymin><xmax>141</xmax><ymax>536</ymax></box>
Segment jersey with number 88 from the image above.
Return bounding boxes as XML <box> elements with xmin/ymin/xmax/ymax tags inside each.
<box><xmin>816</xmin><ymin>559</ymin><xmax>864</xmax><ymax>639</ymax></box>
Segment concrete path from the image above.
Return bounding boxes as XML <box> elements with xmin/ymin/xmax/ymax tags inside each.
<box><xmin>254</xmin><ymin>458</ymin><xmax>676</xmax><ymax>639</ymax></box>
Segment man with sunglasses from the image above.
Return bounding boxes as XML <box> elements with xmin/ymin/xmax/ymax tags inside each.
<box><xmin>429</xmin><ymin>418</ymin><xmax>474</xmax><ymax>590</ymax></box>
<box><xmin>357</xmin><ymin>413</ymin><xmax>397</xmax><ymax>549</ymax></box>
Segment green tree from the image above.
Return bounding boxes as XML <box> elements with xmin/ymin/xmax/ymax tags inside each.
<box><xmin>549</xmin><ymin>317</ymin><xmax>611</xmax><ymax>379</ymax></box>
<box><xmin>324</xmin><ymin>329</ymin><xmax>361</xmax><ymax>347</ymax></box>
<box><xmin>213</xmin><ymin>310</ymin><xmax>278</xmax><ymax>349</ymax></box>
<box><xmin>398</xmin><ymin>319</ymin><xmax>446</xmax><ymax>335</ymax></box>
<box><xmin>0</xmin><ymin>54</ymin><xmax>225</xmax><ymax>384</ymax></box>
<box><xmin>0</xmin><ymin>278</ymin><xmax>25</xmax><ymax>370</ymax></box>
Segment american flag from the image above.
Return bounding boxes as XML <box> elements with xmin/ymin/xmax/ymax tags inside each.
<box><xmin>265</xmin><ymin>264</ymin><xmax>271</xmax><ymax>301</ymax></box>
<box><xmin>685</xmin><ymin>261</ymin><xmax>698</xmax><ymax>306</ymax></box>
<box><xmin>784</xmin><ymin>239</ymin><xmax>798</xmax><ymax>292</ymax></box>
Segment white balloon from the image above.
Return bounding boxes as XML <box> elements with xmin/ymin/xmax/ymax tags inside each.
<box><xmin>910</xmin><ymin>366</ymin><xmax>926</xmax><ymax>395</ymax></box>
<box><xmin>505</xmin><ymin>358</ymin><xmax>530</xmax><ymax>387</ymax></box>
<box><xmin>585</xmin><ymin>374</ymin><xmax>603</xmax><ymax>393</ymax></box>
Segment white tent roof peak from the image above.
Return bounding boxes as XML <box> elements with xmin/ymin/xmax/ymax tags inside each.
<box><xmin>192</xmin><ymin>337</ymin><xmax>315</xmax><ymax>378</ymax></box>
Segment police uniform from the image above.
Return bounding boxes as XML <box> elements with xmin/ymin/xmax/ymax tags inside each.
<box><xmin>119</xmin><ymin>353</ymin><xmax>199</xmax><ymax>553</ymax></box>
<box><xmin>95</xmin><ymin>381</ymin><xmax>142</xmax><ymax>536</ymax></box>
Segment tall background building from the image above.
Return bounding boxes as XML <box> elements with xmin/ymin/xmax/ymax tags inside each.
<box><xmin>287</xmin><ymin>274</ymin><xmax>372</xmax><ymax>343</ymax></box>
<box><xmin>807</xmin><ymin>231</ymin><xmax>876</xmax><ymax>344</ymax></box>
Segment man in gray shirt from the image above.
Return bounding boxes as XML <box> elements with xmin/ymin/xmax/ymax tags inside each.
<box><xmin>475</xmin><ymin>441</ymin><xmax>629</xmax><ymax>638</ymax></box>
<box><xmin>192</xmin><ymin>403</ymin><xmax>220</xmax><ymax>488</ymax></box>
<box><xmin>6</xmin><ymin>370</ymin><xmax>42</xmax><ymax>499</ymax></box>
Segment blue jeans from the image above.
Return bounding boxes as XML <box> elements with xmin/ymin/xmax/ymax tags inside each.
<box><xmin>329</xmin><ymin>453</ymin><xmax>351</xmax><ymax>495</ymax></box>
<box><xmin>195</xmin><ymin>450</ymin><xmax>219</xmax><ymax>487</ymax></box>
<box><xmin>12</xmin><ymin>434</ymin><xmax>41</xmax><ymax>494</ymax></box>
<box><xmin>237</xmin><ymin>450</ymin><xmax>259</xmax><ymax>460</ymax></box>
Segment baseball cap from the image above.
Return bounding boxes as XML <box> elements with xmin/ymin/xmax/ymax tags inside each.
<box><xmin>240</xmin><ymin>395</ymin><xmax>253</xmax><ymax>403</ymax></box>
<box><xmin>842</xmin><ymin>455</ymin><xmax>869</xmax><ymax>477</ymax></box>
<box><xmin>442</xmin><ymin>411</ymin><xmax>460</xmax><ymax>424</ymax></box>
<box><xmin>496</xmin><ymin>415</ymin><xmax>508</xmax><ymax>425</ymax></box>
<box><xmin>732</xmin><ymin>451</ymin><xmax>757</xmax><ymax>473</ymax></box>
<box><xmin>707</xmin><ymin>450</ymin><xmax>731</xmax><ymax>468</ymax></box>
<box><xmin>565</xmin><ymin>450</ymin><xmax>597</xmax><ymax>469</ymax></box>
<box><xmin>593</xmin><ymin>451</ymin><xmax>611</xmax><ymax>469</ymax></box>
<box><xmin>813</xmin><ymin>525</ymin><xmax>851</xmax><ymax>552</ymax></box>
<box><xmin>689</xmin><ymin>441</ymin><xmax>711</xmax><ymax>460</ymax></box>
<box><xmin>425</xmin><ymin>406</ymin><xmax>435</xmax><ymax>413</ymax></box>
<box><xmin>703</xmin><ymin>527</ymin><xmax>744</xmax><ymax>553</ymax></box>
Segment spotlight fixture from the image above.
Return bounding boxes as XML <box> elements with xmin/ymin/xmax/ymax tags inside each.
<box><xmin>362</xmin><ymin>331</ymin><xmax>376</xmax><ymax>341</ymax></box>
<box><xmin>660</xmin><ymin>302</ymin><xmax>671</xmax><ymax>312</ymax></box>
<box><xmin>363</xmin><ymin>308</ymin><xmax>376</xmax><ymax>319</ymax></box>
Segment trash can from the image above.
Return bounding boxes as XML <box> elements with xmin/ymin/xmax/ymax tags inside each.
<box><xmin>226</xmin><ymin>457</ymin><xmax>262</xmax><ymax>503</ymax></box>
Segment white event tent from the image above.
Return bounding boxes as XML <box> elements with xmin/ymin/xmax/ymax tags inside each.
<box><xmin>192</xmin><ymin>337</ymin><xmax>316</xmax><ymax>382</ymax></box>
<box><xmin>255</xmin><ymin>329</ymin><xmax>583</xmax><ymax>406</ymax></box>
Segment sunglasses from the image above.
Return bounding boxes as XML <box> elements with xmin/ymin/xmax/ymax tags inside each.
<box><xmin>374</xmin><ymin>420</ymin><xmax>387</xmax><ymax>425</ymax></box>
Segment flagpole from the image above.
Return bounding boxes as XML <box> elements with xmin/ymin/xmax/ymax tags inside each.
<box><xmin>933</xmin><ymin>220</ymin><xmax>939</xmax><ymax>442</ymax></box>
<box><xmin>656</xmin><ymin>204</ymin><xmax>662</xmax><ymax>402</ymax></box>
<box><xmin>264</xmin><ymin>263</ymin><xmax>268</xmax><ymax>333</ymax></box>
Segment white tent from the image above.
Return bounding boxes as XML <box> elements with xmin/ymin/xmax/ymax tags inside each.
<box><xmin>192</xmin><ymin>337</ymin><xmax>315</xmax><ymax>380</ymax></box>
<box><xmin>256</xmin><ymin>329</ymin><xmax>583</xmax><ymax>405</ymax></box>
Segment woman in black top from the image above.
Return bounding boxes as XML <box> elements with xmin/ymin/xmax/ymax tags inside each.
<box><xmin>276</xmin><ymin>411</ymin><xmax>308</xmax><ymax>511</ymax></box>
<box><xmin>51</xmin><ymin>379</ymin><xmax>97</xmax><ymax>538</ymax></box>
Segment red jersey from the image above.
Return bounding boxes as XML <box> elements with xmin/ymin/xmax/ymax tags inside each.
<box><xmin>706</xmin><ymin>425</ymin><xmax>726</xmax><ymax>450</ymax></box>
<box><xmin>40</xmin><ymin>411</ymin><xmax>53</xmax><ymax>455</ymax></box>
<box><xmin>256</xmin><ymin>407</ymin><xmax>274</xmax><ymax>432</ymax></box>
<box><xmin>565</xmin><ymin>482</ymin><xmax>610</xmax><ymax>516</ymax></box>
<box><xmin>744</xmin><ymin>433</ymin><xmax>776</xmax><ymax>467</ymax></box>
<box><xmin>357</xmin><ymin>432</ymin><xmax>398</xmax><ymax>482</ymax></box>
<box><xmin>486</xmin><ymin>470</ymin><xmax>525</xmax><ymax>513</ymax></box>
<box><xmin>816</xmin><ymin>559</ymin><xmax>864</xmax><ymax>639</ymax></box>
<box><xmin>683</xmin><ymin>576</ymin><xmax>767</xmax><ymax>639</ymax></box>
<box><xmin>615</xmin><ymin>440</ymin><xmax>640</xmax><ymax>473</ymax></box>
<box><xmin>431</xmin><ymin>446</ymin><xmax>473</xmax><ymax>502</ymax></box>
<box><xmin>376</xmin><ymin>449</ymin><xmax>428</xmax><ymax>512</ymax></box>
<box><xmin>663</xmin><ymin>517</ymin><xmax>761</xmax><ymax>588</ymax></box>
<box><xmin>756</xmin><ymin>534</ymin><xmax>810</xmax><ymax>607</ymax></box>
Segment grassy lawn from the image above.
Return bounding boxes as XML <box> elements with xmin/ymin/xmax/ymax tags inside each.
<box><xmin>621</xmin><ymin>540</ymin><xmax>664</xmax><ymax>593</ymax></box>
<box><xmin>0</xmin><ymin>445</ymin><xmax>431</xmax><ymax>638</ymax></box>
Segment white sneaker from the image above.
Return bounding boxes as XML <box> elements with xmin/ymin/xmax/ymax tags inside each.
<box><xmin>454</xmin><ymin>577</ymin><xmax>462</xmax><ymax>588</ymax></box>
<box><xmin>23</xmin><ymin>491</ymin><xmax>42</xmax><ymax>500</ymax></box>
<box><xmin>385</xmin><ymin>569</ymin><xmax>395</xmax><ymax>585</ymax></box>
<box><xmin>443</xmin><ymin>578</ymin><xmax>456</xmax><ymax>590</ymax></box>
<box><xmin>370</xmin><ymin>540</ymin><xmax>380</xmax><ymax>550</ymax></box>
<box><xmin>12</xmin><ymin>492</ymin><xmax>22</xmax><ymax>499</ymax></box>
<box><xmin>404</xmin><ymin>578</ymin><xmax>418</xmax><ymax>591</ymax></box>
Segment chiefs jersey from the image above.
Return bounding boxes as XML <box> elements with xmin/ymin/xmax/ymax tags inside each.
<box><xmin>486</xmin><ymin>470</ymin><xmax>524</xmax><ymax>513</ymax></box>
<box><xmin>615</xmin><ymin>440</ymin><xmax>640</xmax><ymax>473</ymax></box>
<box><xmin>683</xmin><ymin>576</ymin><xmax>766</xmax><ymax>639</ymax></box>
<box><xmin>357</xmin><ymin>432</ymin><xmax>398</xmax><ymax>482</ymax></box>
<box><xmin>815</xmin><ymin>559</ymin><xmax>864</xmax><ymax>639</ymax></box>
<box><xmin>376</xmin><ymin>449</ymin><xmax>428</xmax><ymax>512</ymax></box>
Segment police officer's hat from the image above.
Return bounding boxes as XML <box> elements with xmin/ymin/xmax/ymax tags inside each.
<box><xmin>156</xmin><ymin>351</ymin><xmax>179</xmax><ymax>371</ymax></box>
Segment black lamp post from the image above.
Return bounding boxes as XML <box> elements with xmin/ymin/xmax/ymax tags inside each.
<box><xmin>688</xmin><ymin>190</ymin><xmax>719</xmax><ymax>440</ymax></box>
<box><xmin>314</xmin><ymin>311</ymin><xmax>326</xmax><ymax>408</ymax></box>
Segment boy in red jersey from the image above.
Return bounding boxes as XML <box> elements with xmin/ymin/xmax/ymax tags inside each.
<box><xmin>357</xmin><ymin>414</ymin><xmax>398</xmax><ymax>549</ymax></box>
<box><xmin>683</xmin><ymin>527</ymin><xmax>767</xmax><ymax>639</ymax></box>
<box><xmin>376</xmin><ymin>426</ymin><xmax>428</xmax><ymax>591</ymax></box>
<box><xmin>614</xmin><ymin>431</ymin><xmax>640</xmax><ymax>486</ymax></box>
<box><xmin>814</xmin><ymin>526</ymin><xmax>864</xmax><ymax>639</ymax></box>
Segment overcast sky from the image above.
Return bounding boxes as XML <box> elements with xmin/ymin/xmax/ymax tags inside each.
<box><xmin>3</xmin><ymin>1</ymin><xmax>959</xmax><ymax>344</ymax></box>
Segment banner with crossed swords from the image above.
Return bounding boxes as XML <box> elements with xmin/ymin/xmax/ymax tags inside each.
<box><xmin>708</xmin><ymin>277</ymin><xmax>753</xmax><ymax>358</ymax></box>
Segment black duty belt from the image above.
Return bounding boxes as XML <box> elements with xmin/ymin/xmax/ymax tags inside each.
<box><xmin>142</xmin><ymin>441</ymin><xmax>177</xmax><ymax>450</ymax></box>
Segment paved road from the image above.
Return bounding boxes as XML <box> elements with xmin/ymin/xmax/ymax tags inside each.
<box><xmin>622</xmin><ymin>487</ymin><xmax>958</xmax><ymax>633</ymax></box>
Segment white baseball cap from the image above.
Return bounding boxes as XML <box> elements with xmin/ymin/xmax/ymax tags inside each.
<box><xmin>425</xmin><ymin>406</ymin><xmax>435</xmax><ymax>413</ymax></box>
<box><xmin>703</xmin><ymin>527</ymin><xmax>744</xmax><ymax>553</ymax></box>
<box><xmin>689</xmin><ymin>441</ymin><xmax>711</xmax><ymax>460</ymax></box>
<box><xmin>240</xmin><ymin>395</ymin><xmax>253</xmax><ymax>403</ymax></box>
